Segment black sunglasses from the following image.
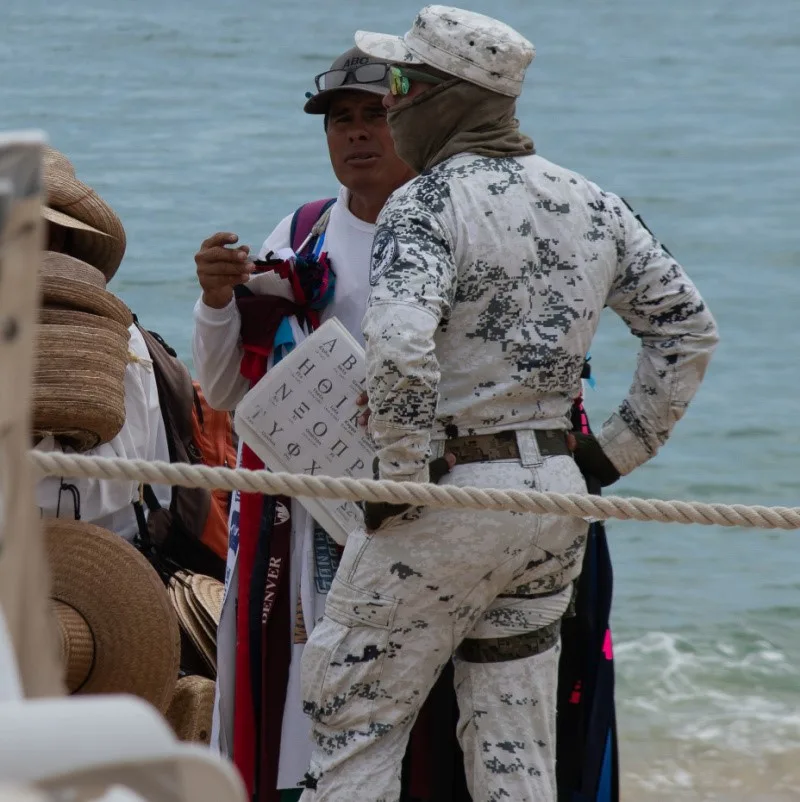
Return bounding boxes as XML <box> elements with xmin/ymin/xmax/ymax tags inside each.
<box><xmin>314</xmin><ymin>63</ymin><xmax>390</xmax><ymax>92</ymax></box>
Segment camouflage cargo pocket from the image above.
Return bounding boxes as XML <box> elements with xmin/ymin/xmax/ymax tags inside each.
<box><xmin>301</xmin><ymin>575</ymin><xmax>397</xmax><ymax>729</ymax></box>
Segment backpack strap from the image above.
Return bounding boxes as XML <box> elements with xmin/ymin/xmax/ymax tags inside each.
<box><xmin>132</xmin><ymin>318</ymin><xmax>197</xmax><ymax>467</ymax></box>
<box><xmin>289</xmin><ymin>198</ymin><xmax>336</xmax><ymax>254</ymax></box>
<box><xmin>132</xmin><ymin>497</ymin><xmax>151</xmax><ymax>547</ymax></box>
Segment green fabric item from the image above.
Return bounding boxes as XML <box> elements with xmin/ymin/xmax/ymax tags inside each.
<box><xmin>280</xmin><ymin>790</ymin><xmax>303</xmax><ymax>802</ymax></box>
<box><xmin>387</xmin><ymin>79</ymin><xmax>534</xmax><ymax>173</ymax></box>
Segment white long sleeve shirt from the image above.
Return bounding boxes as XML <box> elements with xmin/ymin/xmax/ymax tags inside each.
<box><xmin>192</xmin><ymin>186</ymin><xmax>376</xmax><ymax>412</ymax></box>
<box><xmin>363</xmin><ymin>153</ymin><xmax>719</xmax><ymax>483</ymax></box>
<box><xmin>34</xmin><ymin>324</ymin><xmax>171</xmax><ymax>540</ymax></box>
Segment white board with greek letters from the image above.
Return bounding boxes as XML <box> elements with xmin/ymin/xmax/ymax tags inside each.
<box><xmin>234</xmin><ymin>317</ymin><xmax>375</xmax><ymax>545</ymax></box>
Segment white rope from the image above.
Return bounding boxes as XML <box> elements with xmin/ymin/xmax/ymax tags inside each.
<box><xmin>29</xmin><ymin>450</ymin><xmax>800</xmax><ymax>531</ymax></box>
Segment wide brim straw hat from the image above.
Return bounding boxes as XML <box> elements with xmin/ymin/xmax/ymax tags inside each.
<box><xmin>168</xmin><ymin>572</ymin><xmax>218</xmax><ymax>677</ymax></box>
<box><xmin>41</xmin><ymin>250</ymin><xmax>105</xmax><ymax>287</ymax></box>
<box><xmin>165</xmin><ymin>675</ymin><xmax>216</xmax><ymax>745</ymax></box>
<box><xmin>42</xmin><ymin>147</ymin><xmax>126</xmax><ymax>282</ymax></box>
<box><xmin>45</xmin><ymin>520</ymin><xmax>181</xmax><ymax>714</ymax></box>
<box><xmin>39</xmin><ymin>252</ymin><xmax>133</xmax><ymax>328</ymax></box>
<box><xmin>189</xmin><ymin>573</ymin><xmax>224</xmax><ymax>631</ymax></box>
<box><xmin>33</xmin><ymin>323</ymin><xmax>130</xmax><ymax>451</ymax></box>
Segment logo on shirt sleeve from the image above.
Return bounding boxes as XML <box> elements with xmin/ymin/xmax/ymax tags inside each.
<box><xmin>370</xmin><ymin>227</ymin><xmax>399</xmax><ymax>286</ymax></box>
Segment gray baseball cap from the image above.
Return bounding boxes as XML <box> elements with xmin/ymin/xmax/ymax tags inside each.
<box><xmin>304</xmin><ymin>46</ymin><xmax>391</xmax><ymax>114</ymax></box>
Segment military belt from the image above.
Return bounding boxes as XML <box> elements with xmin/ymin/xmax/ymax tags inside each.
<box><xmin>444</xmin><ymin>429</ymin><xmax>570</xmax><ymax>464</ymax></box>
<box><xmin>457</xmin><ymin>619</ymin><xmax>562</xmax><ymax>663</ymax></box>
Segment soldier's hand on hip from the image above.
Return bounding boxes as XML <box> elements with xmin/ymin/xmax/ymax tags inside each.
<box><xmin>567</xmin><ymin>432</ymin><xmax>621</xmax><ymax>487</ymax></box>
<box><xmin>363</xmin><ymin>453</ymin><xmax>457</xmax><ymax>532</ymax></box>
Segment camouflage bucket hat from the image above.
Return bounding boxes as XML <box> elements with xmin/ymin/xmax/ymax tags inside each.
<box><xmin>355</xmin><ymin>5</ymin><xmax>535</xmax><ymax>98</ymax></box>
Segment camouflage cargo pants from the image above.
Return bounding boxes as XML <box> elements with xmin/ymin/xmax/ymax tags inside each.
<box><xmin>299</xmin><ymin>434</ymin><xmax>588</xmax><ymax>802</ymax></box>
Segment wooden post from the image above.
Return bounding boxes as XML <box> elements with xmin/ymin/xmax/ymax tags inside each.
<box><xmin>0</xmin><ymin>132</ymin><xmax>64</xmax><ymax>698</ymax></box>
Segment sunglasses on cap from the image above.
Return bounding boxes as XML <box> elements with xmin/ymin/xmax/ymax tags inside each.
<box><xmin>314</xmin><ymin>64</ymin><xmax>445</xmax><ymax>96</ymax></box>
<box><xmin>314</xmin><ymin>63</ymin><xmax>390</xmax><ymax>91</ymax></box>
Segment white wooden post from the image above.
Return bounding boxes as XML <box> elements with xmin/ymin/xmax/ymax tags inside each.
<box><xmin>0</xmin><ymin>132</ymin><xmax>64</xmax><ymax>698</ymax></box>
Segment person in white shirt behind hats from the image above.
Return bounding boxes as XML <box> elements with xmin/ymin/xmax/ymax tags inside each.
<box><xmin>297</xmin><ymin>6</ymin><xmax>718</xmax><ymax>802</ymax></box>
<box><xmin>34</xmin><ymin>147</ymin><xmax>171</xmax><ymax>541</ymax></box>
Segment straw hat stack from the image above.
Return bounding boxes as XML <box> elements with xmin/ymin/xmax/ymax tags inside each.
<box><xmin>163</xmin><ymin>572</ymin><xmax>223</xmax><ymax>745</ymax></box>
<box><xmin>167</xmin><ymin>571</ymin><xmax>224</xmax><ymax>679</ymax></box>
<box><xmin>35</xmin><ymin>251</ymin><xmax>133</xmax><ymax>451</ymax></box>
<box><xmin>44</xmin><ymin>519</ymin><xmax>181</xmax><ymax>714</ymax></box>
<box><xmin>34</xmin><ymin>147</ymin><xmax>133</xmax><ymax>451</ymax></box>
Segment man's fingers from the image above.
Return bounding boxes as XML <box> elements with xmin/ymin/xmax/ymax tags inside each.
<box><xmin>566</xmin><ymin>432</ymin><xmax>577</xmax><ymax>452</ymax></box>
<box><xmin>357</xmin><ymin>394</ymin><xmax>371</xmax><ymax>427</ymax></box>
<box><xmin>200</xmin><ymin>231</ymin><xmax>239</xmax><ymax>250</ymax></box>
<box><xmin>197</xmin><ymin>245</ymin><xmax>251</xmax><ymax>267</ymax></box>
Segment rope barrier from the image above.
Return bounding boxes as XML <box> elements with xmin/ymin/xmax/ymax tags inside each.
<box><xmin>29</xmin><ymin>450</ymin><xmax>800</xmax><ymax>531</ymax></box>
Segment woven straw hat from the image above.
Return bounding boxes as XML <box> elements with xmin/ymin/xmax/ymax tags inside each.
<box><xmin>34</xmin><ymin>252</ymin><xmax>134</xmax><ymax>451</ymax></box>
<box><xmin>39</xmin><ymin>252</ymin><xmax>133</xmax><ymax>329</ymax></box>
<box><xmin>42</xmin><ymin>147</ymin><xmax>126</xmax><ymax>281</ymax></box>
<box><xmin>39</xmin><ymin>307</ymin><xmax>130</xmax><ymax>340</ymax></box>
<box><xmin>166</xmin><ymin>675</ymin><xmax>216</xmax><ymax>745</ymax></box>
<box><xmin>34</xmin><ymin>252</ymin><xmax>134</xmax><ymax>449</ymax></box>
<box><xmin>41</xmin><ymin>250</ymin><xmax>105</xmax><ymax>287</ymax></box>
<box><xmin>168</xmin><ymin>572</ymin><xmax>221</xmax><ymax>676</ymax></box>
<box><xmin>38</xmin><ymin>279</ymin><xmax>132</xmax><ymax>327</ymax></box>
<box><xmin>44</xmin><ymin>519</ymin><xmax>181</xmax><ymax>713</ymax></box>
<box><xmin>190</xmin><ymin>573</ymin><xmax>224</xmax><ymax>630</ymax></box>
<box><xmin>168</xmin><ymin>580</ymin><xmax>216</xmax><ymax>676</ymax></box>
<box><xmin>33</xmin><ymin>323</ymin><xmax>130</xmax><ymax>451</ymax></box>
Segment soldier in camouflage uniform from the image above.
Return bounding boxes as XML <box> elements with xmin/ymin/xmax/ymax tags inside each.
<box><xmin>299</xmin><ymin>6</ymin><xmax>719</xmax><ymax>802</ymax></box>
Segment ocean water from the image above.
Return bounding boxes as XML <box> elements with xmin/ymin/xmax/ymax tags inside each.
<box><xmin>3</xmin><ymin>0</ymin><xmax>799</xmax><ymax>798</ymax></box>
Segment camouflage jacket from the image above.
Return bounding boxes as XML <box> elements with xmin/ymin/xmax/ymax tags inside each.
<box><xmin>363</xmin><ymin>153</ymin><xmax>719</xmax><ymax>483</ymax></box>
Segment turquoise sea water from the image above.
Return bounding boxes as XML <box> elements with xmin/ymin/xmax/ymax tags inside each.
<box><xmin>4</xmin><ymin>0</ymin><xmax>799</xmax><ymax>797</ymax></box>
